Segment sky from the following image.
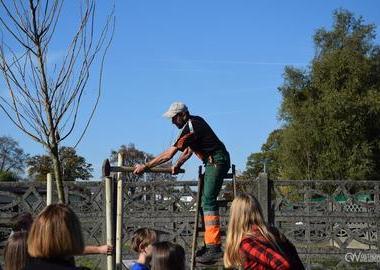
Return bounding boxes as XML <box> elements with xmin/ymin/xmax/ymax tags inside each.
<box><xmin>1</xmin><ymin>1</ymin><xmax>380</xmax><ymax>180</ymax></box>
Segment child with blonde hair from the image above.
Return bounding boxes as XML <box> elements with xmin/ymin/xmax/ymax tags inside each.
<box><xmin>224</xmin><ymin>193</ymin><xmax>304</xmax><ymax>270</ymax></box>
<box><xmin>131</xmin><ymin>228</ymin><xmax>157</xmax><ymax>270</ymax></box>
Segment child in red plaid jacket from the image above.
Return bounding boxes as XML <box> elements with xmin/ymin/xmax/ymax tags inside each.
<box><xmin>224</xmin><ymin>193</ymin><xmax>304</xmax><ymax>270</ymax></box>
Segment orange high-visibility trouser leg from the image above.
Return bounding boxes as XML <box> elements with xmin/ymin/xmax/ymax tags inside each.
<box><xmin>204</xmin><ymin>211</ymin><xmax>221</xmax><ymax>246</ymax></box>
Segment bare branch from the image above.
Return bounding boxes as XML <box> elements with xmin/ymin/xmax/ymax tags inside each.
<box><xmin>0</xmin><ymin>99</ymin><xmax>45</xmax><ymax>145</ymax></box>
<box><xmin>0</xmin><ymin>0</ymin><xmax>115</xmax><ymax>203</ymax></box>
<box><xmin>1</xmin><ymin>0</ymin><xmax>34</xmax><ymax>38</ymax></box>
<box><xmin>74</xmin><ymin>15</ymin><xmax>115</xmax><ymax>147</ymax></box>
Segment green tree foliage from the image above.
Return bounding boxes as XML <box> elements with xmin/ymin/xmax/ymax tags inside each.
<box><xmin>244</xmin><ymin>130</ymin><xmax>282</xmax><ymax>180</ymax></box>
<box><xmin>110</xmin><ymin>144</ymin><xmax>175</xmax><ymax>182</ymax></box>
<box><xmin>0</xmin><ymin>171</ymin><xmax>18</xmax><ymax>182</ymax></box>
<box><xmin>245</xmin><ymin>10</ymin><xmax>380</xmax><ymax>180</ymax></box>
<box><xmin>0</xmin><ymin>136</ymin><xmax>28</xmax><ymax>177</ymax></box>
<box><xmin>27</xmin><ymin>147</ymin><xmax>93</xmax><ymax>181</ymax></box>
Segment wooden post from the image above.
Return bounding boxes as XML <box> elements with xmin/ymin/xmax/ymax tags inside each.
<box><xmin>258</xmin><ymin>172</ymin><xmax>269</xmax><ymax>223</ymax></box>
<box><xmin>105</xmin><ymin>176</ymin><xmax>114</xmax><ymax>270</ymax></box>
<box><xmin>116</xmin><ymin>153</ymin><xmax>124</xmax><ymax>270</ymax></box>
<box><xmin>232</xmin><ymin>164</ymin><xmax>236</xmax><ymax>198</ymax></box>
<box><xmin>46</xmin><ymin>173</ymin><xmax>53</xmax><ymax>206</ymax></box>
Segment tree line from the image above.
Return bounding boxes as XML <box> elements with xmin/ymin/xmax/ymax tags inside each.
<box><xmin>0</xmin><ymin>137</ymin><xmax>173</xmax><ymax>182</ymax></box>
<box><xmin>244</xmin><ymin>10</ymin><xmax>380</xmax><ymax>180</ymax></box>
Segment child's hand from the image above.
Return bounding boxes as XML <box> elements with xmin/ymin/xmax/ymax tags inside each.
<box><xmin>98</xmin><ymin>244</ymin><xmax>113</xmax><ymax>255</ymax></box>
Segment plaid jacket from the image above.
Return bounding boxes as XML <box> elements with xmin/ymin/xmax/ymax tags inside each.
<box><xmin>240</xmin><ymin>228</ymin><xmax>290</xmax><ymax>270</ymax></box>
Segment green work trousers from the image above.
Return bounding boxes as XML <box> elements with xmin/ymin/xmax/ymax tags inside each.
<box><xmin>201</xmin><ymin>150</ymin><xmax>230</xmax><ymax>212</ymax></box>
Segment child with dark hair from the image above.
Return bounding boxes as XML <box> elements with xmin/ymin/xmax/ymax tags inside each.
<box><xmin>131</xmin><ymin>228</ymin><xmax>157</xmax><ymax>270</ymax></box>
<box><xmin>11</xmin><ymin>212</ymin><xmax>33</xmax><ymax>232</ymax></box>
<box><xmin>151</xmin><ymin>241</ymin><xmax>185</xmax><ymax>270</ymax></box>
<box><xmin>4</xmin><ymin>213</ymin><xmax>33</xmax><ymax>270</ymax></box>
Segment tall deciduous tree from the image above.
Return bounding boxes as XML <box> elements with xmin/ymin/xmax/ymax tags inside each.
<box><xmin>27</xmin><ymin>146</ymin><xmax>93</xmax><ymax>181</ymax></box>
<box><xmin>245</xmin><ymin>10</ymin><xmax>380</xmax><ymax>180</ymax></box>
<box><xmin>0</xmin><ymin>1</ymin><xmax>114</xmax><ymax>202</ymax></box>
<box><xmin>0</xmin><ymin>136</ymin><xmax>28</xmax><ymax>175</ymax></box>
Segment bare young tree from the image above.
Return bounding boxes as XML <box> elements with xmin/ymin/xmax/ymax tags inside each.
<box><xmin>0</xmin><ymin>0</ymin><xmax>114</xmax><ymax>203</ymax></box>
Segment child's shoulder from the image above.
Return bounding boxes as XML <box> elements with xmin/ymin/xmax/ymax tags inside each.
<box><xmin>131</xmin><ymin>262</ymin><xmax>149</xmax><ymax>270</ymax></box>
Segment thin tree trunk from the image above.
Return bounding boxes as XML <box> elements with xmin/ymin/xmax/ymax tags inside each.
<box><xmin>50</xmin><ymin>145</ymin><xmax>65</xmax><ymax>204</ymax></box>
<box><xmin>0</xmin><ymin>154</ymin><xmax>7</xmax><ymax>171</ymax></box>
<box><xmin>30</xmin><ymin>4</ymin><xmax>66</xmax><ymax>204</ymax></box>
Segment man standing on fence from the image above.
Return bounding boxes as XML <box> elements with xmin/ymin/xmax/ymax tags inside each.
<box><xmin>133</xmin><ymin>101</ymin><xmax>230</xmax><ymax>264</ymax></box>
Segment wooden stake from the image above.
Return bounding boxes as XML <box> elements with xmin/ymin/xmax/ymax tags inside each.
<box><xmin>105</xmin><ymin>176</ymin><xmax>114</xmax><ymax>270</ymax></box>
<box><xmin>116</xmin><ymin>153</ymin><xmax>124</xmax><ymax>269</ymax></box>
<box><xmin>46</xmin><ymin>173</ymin><xmax>53</xmax><ymax>206</ymax></box>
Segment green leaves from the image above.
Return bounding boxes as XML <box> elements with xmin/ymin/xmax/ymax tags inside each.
<box><xmin>0</xmin><ymin>171</ymin><xmax>18</xmax><ymax>182</ymax></box>
<box><xmin>245</xmin><ymin>9</ymin><xmax>380</xmax><ymax>180</ymax></box>
<box><xmin>26</xmin><ymin>147</ymin><xmax>93</xmax><ymax>181</ymax></box>
<box><xmin>0</xmin><ymin>136</ymin><xmax>28</xmax><ymax>175</ymax></box>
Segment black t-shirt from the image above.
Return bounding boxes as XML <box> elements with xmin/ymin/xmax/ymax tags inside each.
<box><xmin>173</xmin><ymin>115</ymin><xmax>226</xmax><ymax>160</ymax></box>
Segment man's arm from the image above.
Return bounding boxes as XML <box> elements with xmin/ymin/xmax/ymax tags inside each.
<box><xmin>172</xmin><ymin>147</ymin><xmax>193</xmax><ymax>174</ymax></box>
<box><xmin>133</xmin><ymin>146</ymin><xmax>178</xmax><ymax>175</ymax></box>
